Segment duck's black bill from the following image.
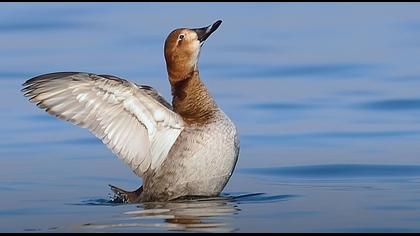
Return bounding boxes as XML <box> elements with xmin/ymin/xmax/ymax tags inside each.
<box><xmin>193</xmin><ymin>20</ymin><xmax>222</xmax><ymax>43</ymax></box>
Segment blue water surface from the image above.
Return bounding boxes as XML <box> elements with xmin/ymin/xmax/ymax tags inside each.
<box><xmin>1</xmin><ymin>2</ymin><xmax>420</xmax><ymax>233</ymax></box>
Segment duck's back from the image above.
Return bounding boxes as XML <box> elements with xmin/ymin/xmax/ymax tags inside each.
<box><xmin>141</xmin><ymin>110</ymin><xmax>239</xmax><ymax>201</ymax></box>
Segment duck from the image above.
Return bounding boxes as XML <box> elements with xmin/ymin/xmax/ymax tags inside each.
<box><xmin>21</xmin><ymin>20</ymin><xmax>240</xmax><ymax>203</ymax></box>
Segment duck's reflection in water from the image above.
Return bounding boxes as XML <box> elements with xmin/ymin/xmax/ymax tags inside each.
<box><xmin>125</xmin><ymin>195</ymin><xmax>240</xmax><ymax>233</ymax></box>
<box><xmin>80</xmin><ymin>193</ymin><xmax>292</xmax><ymax>232</ymax></box>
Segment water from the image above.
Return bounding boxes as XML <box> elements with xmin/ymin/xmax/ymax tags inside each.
<box><xmin>2</xmin><ymin>2</ymin><xmax>420</xmax><ymax>232</ymax></box>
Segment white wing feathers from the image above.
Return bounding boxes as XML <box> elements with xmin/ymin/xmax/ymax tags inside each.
<box><xmin>22</xmin><ymin>72</ymin><xmax>184</xmax><ymax>176</ymax></box>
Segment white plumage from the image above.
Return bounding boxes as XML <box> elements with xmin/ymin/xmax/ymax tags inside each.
<box><xmin>22</xmin><ymin>72</ymin><xmax>184</xmax><ymax>177</ymax></box>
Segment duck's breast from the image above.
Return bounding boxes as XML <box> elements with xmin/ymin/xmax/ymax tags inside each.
<box><xmin>147</xmin><ymin>110</ymin><xmax>239</xmax><ymax>199</ymax></box>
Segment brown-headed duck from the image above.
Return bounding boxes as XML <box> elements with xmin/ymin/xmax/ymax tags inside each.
<box><xmin>22</xmin><ymin>20</ymin><xmax>239</xmax><ymax>202</ymax></box>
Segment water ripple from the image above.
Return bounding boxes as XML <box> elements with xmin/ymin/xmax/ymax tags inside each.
<box><xmin>241</xmin><ymin>131</ymin><xmax>420</xmax><ymax>147</ymax></box>
<box><xmin>0</xmin><ymin>21</ymin><xmax>87</xmax><ymax>32</ymax></box>
<box><xmin>242</xmin><ymin>164</ymin><xmax>420</xmax><ymax>179</ymax></box>
<box><xmin>359</xmin><ymin>99</ymin><xmax>420</xmax><ymax>111</ymax></box>
<box><xmin>231</xmin><ymin>192</ymin><xmax>296</xmax><ymax>204</ymax></box>
<box><xmin>0</xmin><ymin>137</ymin><xmax>102</xmax><ymax>149</ymax></box>
<box><xmin>205</xmin><ymin>63</ymin><xmax>377</xmax><ymax>79</ymax></box>
<box><xmin>246</xmin><ymin>102</ymin><xmax>316</xmax><ymax>110</ymax></box>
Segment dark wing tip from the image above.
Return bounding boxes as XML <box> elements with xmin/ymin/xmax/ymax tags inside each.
<box><xmin>22</xmin><ymin>72</ymin><xmax>82</xmax><ymax>87</ymax></box>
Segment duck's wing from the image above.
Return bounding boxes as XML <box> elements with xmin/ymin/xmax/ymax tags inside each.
<box><xmin>22</xmin><ymin>72</ymin><xmax>184</xmax><ymax>176</ymax></box>
<box><xmin>99</xmin><ymin>74</ymin><xmax>172</xmax><ymax>109</ymax></box>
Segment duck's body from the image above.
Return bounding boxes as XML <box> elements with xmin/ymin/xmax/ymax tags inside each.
<box><xmin>22</xmin><ymin>20</ymin><xmax>239</xmax><ymax>202</ymax></box>
<box><xmin>141</xmin><ymin>110</ymin><xmax>239</xmax><ymax>202</ymax></box>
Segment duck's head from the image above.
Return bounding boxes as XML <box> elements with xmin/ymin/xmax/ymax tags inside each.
<box><xmin>164</xmin><ymin>20</ymin><xmax>222</xmax><ymax>84</ymax></box>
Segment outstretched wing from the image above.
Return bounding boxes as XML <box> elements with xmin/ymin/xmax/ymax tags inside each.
<box><xmin>22</xmin><ymin>72</ymin><xmax>184</xmax><ymax>176</ymax></box>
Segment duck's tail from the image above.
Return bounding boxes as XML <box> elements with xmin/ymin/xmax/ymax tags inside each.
<box><xmin>109</xmin><ymin>184</ymin><xmax>143</xmax><ymax>203</ymax></box>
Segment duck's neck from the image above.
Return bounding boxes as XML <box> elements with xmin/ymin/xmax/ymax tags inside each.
<box><xmin>170</xmin><ymin>70</ymin><xmax>218</xmax><ymax>125</ymax></box>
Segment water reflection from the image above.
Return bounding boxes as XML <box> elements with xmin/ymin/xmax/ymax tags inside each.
<box><xmin>141</xmin><ymin>196</ymin><xmax>238</xmax><ymax>233</ymax></box>
<box><xmin>80</xmin><ymin>193</ymin><xmax>294</xmax><ymax>233</ymax></box>
<box><xmin>82</xmin><ymin>195</ymin><xmax>239</xmax><ymax>233</ymax></box>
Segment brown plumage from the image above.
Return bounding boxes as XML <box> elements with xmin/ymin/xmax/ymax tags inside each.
<box><xmin>171</xmin><ymin>71</ymin><xmax>218</xmax><ymax>125</ymax></box>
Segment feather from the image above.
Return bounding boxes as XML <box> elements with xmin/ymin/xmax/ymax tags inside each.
<box><xmin>22</xmin><ymin>72</ymin><xmax>184</xmax><ymax>177</ymax></box>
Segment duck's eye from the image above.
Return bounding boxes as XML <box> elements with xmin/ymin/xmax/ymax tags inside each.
<box><xmin>178</xmin><ymin>34</ymin><xmax>185</xmax><ymax>40</ymax></box>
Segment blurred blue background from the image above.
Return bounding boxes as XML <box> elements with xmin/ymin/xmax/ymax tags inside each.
<box><xmin>2</xmin><ymin>3</ymin><xmax>420</xmax><ymax>233</ymax></box>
